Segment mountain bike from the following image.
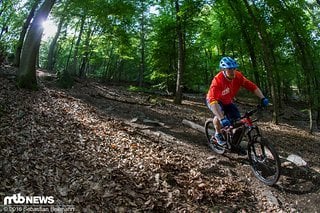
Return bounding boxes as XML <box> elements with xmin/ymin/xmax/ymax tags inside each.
<box><xmin>204</xmin><ymin>106</ymin><xmax>281</xmax><ymax>186</ymax></box>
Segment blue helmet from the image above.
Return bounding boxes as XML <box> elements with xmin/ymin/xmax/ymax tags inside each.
<box><xmin>219</xmin><ymin>57</ymin><xmax>239</xmax><ymax>69</ymax></box>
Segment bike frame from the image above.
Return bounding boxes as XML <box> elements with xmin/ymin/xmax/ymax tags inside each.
<box><xmin>224</xmin><ymin>110</ymin><xmax>261</xmax><ymax>149</ymax></box>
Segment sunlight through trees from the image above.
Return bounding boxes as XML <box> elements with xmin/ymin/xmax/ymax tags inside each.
<box><xmin>0</xmin><ymin>0</ymin><xmax>319</xmax><ymax>130</ymax></box>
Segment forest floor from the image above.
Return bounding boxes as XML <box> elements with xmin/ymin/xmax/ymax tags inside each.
<box><xmin>1</xmin><ymin>66</ymin><xmax>320</xmax><ymax>212</ymax></box>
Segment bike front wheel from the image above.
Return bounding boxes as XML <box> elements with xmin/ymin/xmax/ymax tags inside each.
<box><xmin>204</xmin><ymin>119</ymin><xmax>225</xmax><ymax>154</ymax></box>
<box><xmin>247</xmin><ymin>138</ymin><xmax>281</xmax><ymax>186</ymax></box>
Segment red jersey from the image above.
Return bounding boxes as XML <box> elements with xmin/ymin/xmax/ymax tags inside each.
<box><xmin>207</xmin><ymin>70</ymin><xmax>257</xmax><ymax>105</ymax></box>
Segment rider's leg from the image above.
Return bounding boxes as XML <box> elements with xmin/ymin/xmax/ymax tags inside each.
<box><xmin>206</xmin><ymin>99</ymin><xmax>224</xmax><ymax>133</ymax></box>
<box><xmin>213</xmin><ymin>116</ymin><xmax>226</xmax><ymax>146</ymax></box>
<box><xmin>224</xmin><ymin>103</ymin><xmax>246</xmax><ymax>155</ymax></box>
<box><xmin>206</xmin><ymin>99</ymin><xmax>226</xmax><ymax>146</ymax></box>
<box><xmin>213</xmin><ymin>116</ymin><xmax>222</xmax><ymax>134</ymax></box>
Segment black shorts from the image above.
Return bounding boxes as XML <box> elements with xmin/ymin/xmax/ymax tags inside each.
<box><xmin>206</xmin><ymin>100</ymin><xmax>241</xmax><ymax>122</ymax></box>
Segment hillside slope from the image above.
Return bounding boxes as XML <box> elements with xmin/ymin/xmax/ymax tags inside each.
<box><xmin>0</xmin><ymin>67</ymin><xmax>320</xmax><ymax>212</ymax></box>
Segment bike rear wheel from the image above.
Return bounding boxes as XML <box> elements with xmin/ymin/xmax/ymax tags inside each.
<box><xmin>247</xmin><ymin>138</ymin><xmax>281</xmax><ymax>186</ymax></box>
<box><xmin>204</xmin><ymin>119</ymin><xmax>225</xmax><ymax>154</ymax></box>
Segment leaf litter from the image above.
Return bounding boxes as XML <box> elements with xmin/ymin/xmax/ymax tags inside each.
<box><xmin>1</xmin><ymin>68</ymin><xmax>320</xmax><ymax>212</ymax></box>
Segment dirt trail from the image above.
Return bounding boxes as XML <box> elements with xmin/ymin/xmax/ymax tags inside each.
<box><xmin>1</xmin><ymin>69</ymin><xmax>320</xmax><ymax>212</ymax></box>
<box><xmin>67</xmin><ymin>79</ymin><xmax>320</xmax><ymax>212</ymax></box>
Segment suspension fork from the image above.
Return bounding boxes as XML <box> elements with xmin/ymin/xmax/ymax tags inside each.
<box><xmin>247</xmin><ymin>126</ymin><xmax>268</xmax><ymax>158</ymax></box>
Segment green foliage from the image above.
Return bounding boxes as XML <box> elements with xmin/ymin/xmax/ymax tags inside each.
<box><xmin>0</xmin><ymin>0</ymin><xmax>36</xmax><ymax>54</ymax></box>
<box><xmin>146</xmin><ymin>12</ymin><xmax>177</xmax><ymax>91</ymax></box>
<box><xmin>2</xmin><ymin>0</ymin><xmax>319</xmax><ymax>113</ymax></box>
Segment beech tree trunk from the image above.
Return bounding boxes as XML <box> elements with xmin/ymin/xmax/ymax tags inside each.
<box><xmin>317</xmin><ymin>108</ymin><xmax>320</xmax><ymax>130</ymax></box>
<box><xmin>174</xmin><ymin>0</ymin><xmax>185</xmax><ymax>104</ymax></box>
<box><xmin>70</xmin><ymin>15</ymin><xmax>86</xmax><ymax>76</ymax></box>
<box><xmin>138</xmin><ymin>0</ymin><xmax>146</xmax><ymax>87</ymax></box>
<box><xmin>47</xmin><ymin>16</ymin><xmax>64</xmax><ymax>71</ymax></box>
<box><xmin>17</xmin><ymin>0</ymin><xmax>56</xmax><ymax>89</ymax></box>
<box><xmin>79</xmin><ymin>23</ymin><xmax>95</xmax><ymax>78</ymax></box>
<box><xmin>13</xmin><ymin>0</ymin><xmax>40</xmax><ymax>67</ymax></box>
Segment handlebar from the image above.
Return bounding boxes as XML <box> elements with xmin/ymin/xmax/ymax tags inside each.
<box><xmin>222</xmin><ymin>105</ymin><xmax>265</xmax><ymax>129</ymax></box>
<box><xmin>241</xmin><ymin>105</ymin><xmax>263</xmax><ymax>119</ymax></box>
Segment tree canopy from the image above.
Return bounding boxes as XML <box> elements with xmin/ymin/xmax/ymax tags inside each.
<box><xmin>0</xmin><ymin>0</ymin><xmax>319</xmax><ymax>130</ymax></box>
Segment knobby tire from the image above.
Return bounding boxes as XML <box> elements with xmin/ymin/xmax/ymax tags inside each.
<box><xmin>204</xmin><ymin>119</ymin><xmax>225</xmax><ymax>154</ymax></box>
<box><xmin>247</xmin><ymin>138</ymin><xmax>281</xmax><ymax>186</ymax></box>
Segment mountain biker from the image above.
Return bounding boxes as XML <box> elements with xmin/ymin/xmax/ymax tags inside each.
<box><xmin>206</xmin><ymin>56</ymin><xmax>269</xmax><ymax>148</ymax></box>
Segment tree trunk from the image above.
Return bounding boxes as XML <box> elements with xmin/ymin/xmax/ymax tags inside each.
<box><xmin>317</xmin><ymin>108</ymin><xmax>320</xmax><ymax>130</ymax></box>
<box><xmin>117</xmin><ymin>59</ymin><xmax>124</xmax><ymax>82</ymax></box>
<box><xmin>204</xmin><ymin>49</ymin><xmax>212</xmax><ymax>84</ymax></box>
<box><xmin>182</xmin><ymin>119</ymin><xmax>205</xmax><ymax>133</ymax></box>
<box><xmin>65</xmin><ymin>30</ymin><xmax>77</xmax><ymax>70</ymax></box>
<box><xmin>242</xmin><ymin>0</ymin><xmax>279</xmax><ymax>124</ymax></box>
<box><xmin>13</xmin><ymin>0</ymin><xmax>40</xmax><ymax>67</ymax></box>
<box><xmin>315</xmin><ymin>76</ymin><xmax>320</xmax><ymax>130</ymax></box>
<box><xmin>103</xmin><ymin>42</ymin><xmax>114</xmax><ymax>80</ymax></box>
<box><xmin>79</xmin><ymin>23</ymin><xmax>94</xmax><ymax>78</ymax></box>
<box><xmin>138</xmin><ymin>0</ymin><xmax>146</xmax><ymax>87</ymax></box>
<box><xmin>17</xmin><ymin>0</ymin><xmax>56</xmax><ymax>89</ymax></box>
<box><xmin>70</xmin><ymin>15</ymin><xmax>86</xmax><ymax>76</ymax></box>
<box><xmin>174</xmin><ymin>0</ymin><xmax>185</xmax><ymax>104</ymax></box>
<box><xmin>47</xmin><ymin>16</ymin><xmax>64</xmax><ymax>71</ymax></box>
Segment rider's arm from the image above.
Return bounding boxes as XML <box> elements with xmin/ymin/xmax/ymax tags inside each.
<box><xmin>241</xmin><ymin>74</ymin><xmax>258</xmax><ymax>93</ymax></box>
<box><xmin>253</xmin><ymin>88</ymin><xmax>265</xmax><ymax>99</ymax></box>
<box><xmin>239</xmin><ymin>72</ymin><xmax>268</xmax><ymax>104</ymax></box>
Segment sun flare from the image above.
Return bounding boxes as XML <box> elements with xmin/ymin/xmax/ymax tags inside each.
<box><xmin>42</xmin><ymin>19</ymin><xmax>58</xmax><ymax>41</ymax></box>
